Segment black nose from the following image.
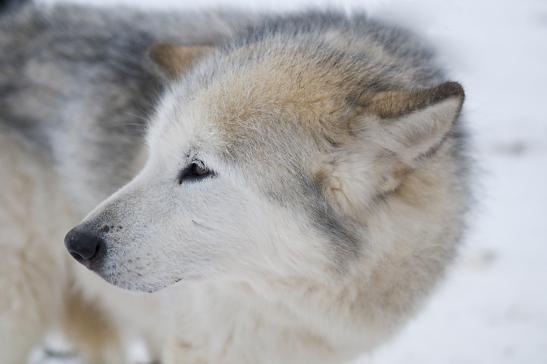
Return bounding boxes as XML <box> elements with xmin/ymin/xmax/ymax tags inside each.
<box><xmin>64</xmin><ymin>227</ymin><xmax>104</xmax><ymax>266</ymax></box>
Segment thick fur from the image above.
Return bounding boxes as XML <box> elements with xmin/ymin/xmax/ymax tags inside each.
<box><xmin>0</xmin><ymin>2</ymin><xmax>254</xmax><ymax>363</ymax></box>
<box><xmin>0</xmin><ymin>3</ymin><xmax>470</xmax><ymax>364</ymax></box>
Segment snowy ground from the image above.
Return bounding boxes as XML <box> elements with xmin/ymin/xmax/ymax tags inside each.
<box><xmin>37</xmin><ymin>0</ymin><xmax>547</xmax><ymax>363</ymax></box>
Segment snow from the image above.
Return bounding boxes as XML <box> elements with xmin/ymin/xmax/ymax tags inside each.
<box><xmin>37</xmin><ymin>0</ymin><xmax>547</xmax><ymax>363</ymax></box>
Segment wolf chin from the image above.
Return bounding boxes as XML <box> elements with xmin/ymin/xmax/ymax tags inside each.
<box><xmin>0</xmin><ymin>1</ymin><xmax>470</xmax><ymax>363</ymax></box>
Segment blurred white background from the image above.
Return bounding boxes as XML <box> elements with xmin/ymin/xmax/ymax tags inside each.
<box><xmin>38</xmin><ymin>0</ymin><xmax>547</xmax><ymax>363</ymax></box>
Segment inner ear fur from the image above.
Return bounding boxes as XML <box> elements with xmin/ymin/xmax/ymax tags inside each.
<box><xmin>360</xmin><ymin>81</ymin><xmax>465</xmax><ymax>166</ymax></box>
<box><xmin>320</xmin><ymin>81</ymin><xmax>465</xmax><ymax>218</ymax></box>
<box><xmin>148</xmin><ymin>43</ymin><xmax>214</xmax><ymax>79</ymax></box>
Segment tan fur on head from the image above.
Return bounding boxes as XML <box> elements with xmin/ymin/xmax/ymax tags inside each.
<box><xmin>148</xmin><ymin>43</ymin><xmax>213</xmax><ymax>78</ymax></box>
<box><xmin>359</xmin><ymin>81</ymin><xmax>464</xmax><ymax>119</ymax></box>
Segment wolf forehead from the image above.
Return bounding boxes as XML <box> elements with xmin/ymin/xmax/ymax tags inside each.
<box><xmin>149</xmin><ymin>12</ymin><xmax>445</xmax><ymax>155</ymax></box>
<box><xmin>153</xmin><ymin>45</ymin><xmax>357</xmax><ymax>153</ymax></box>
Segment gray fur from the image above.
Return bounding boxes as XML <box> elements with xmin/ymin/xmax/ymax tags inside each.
<box><xmin>0</xmin><ymin>2</ymin><xmax>255</xmax><ymax>210</ymax></box>
<box><xmin>0</xmin><ymin>3</ymin><xmax>468</xmax><ymax>210</ymax></box>
<box><xmin>0</xmin><ymin>3</ymin><xmax>471</xmax><ymax>363</ymax></box>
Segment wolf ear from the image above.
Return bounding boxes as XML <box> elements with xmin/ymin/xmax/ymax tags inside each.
<box><xmin>360</xmin><ymin>81</ymin><xmax>464</xmax><ymax>166</ymax></box>
<box><xmin>320</xmin><ymin>81</ymin><xmax>464</xmax><ymax>218</ymax></box>
<box><xmin>148</xmin><ymin>43</ymin><xmax>213</xmax><ymax>79</ymax></box>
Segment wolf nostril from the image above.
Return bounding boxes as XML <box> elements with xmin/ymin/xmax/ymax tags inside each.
<box><xmin>69</xmin><ymin>250</ymin><xmax>85</xmax><ymax>263</ymax></box>
<box><xmin>64</xmin><ymin>227</ymin><xmax>104</xmax><ymax>266</ymax></box>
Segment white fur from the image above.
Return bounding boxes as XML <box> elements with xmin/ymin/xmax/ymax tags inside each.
<box><xmin>69</xmin><ymin>81</ymin><xmax>466</xmax><ymax>363</ymax></box>
<box><xmin>0</xmin><ymin>9</ymin><xmax>468</xmax><ymax>363</ymax></box>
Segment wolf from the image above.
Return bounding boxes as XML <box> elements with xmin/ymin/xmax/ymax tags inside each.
<box><xmin>0</xmin><ymin>1</ymin><xmax>470</xmax><ymax>363</ymax></box>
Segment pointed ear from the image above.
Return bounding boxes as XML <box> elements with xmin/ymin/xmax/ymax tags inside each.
<box><xmin>148</xmin><ymin>43</ymin><xmax>214</xmax><ymax>79</ymax></box>
<box><xmin>362</xmin><ymin>81</ymin><xmax>464</xmax><ymax>166</ymax></box>
<box><xmin>319</xmin><ymin>82</ymin><xmax>464</xmax><ymax>218</ymax></box>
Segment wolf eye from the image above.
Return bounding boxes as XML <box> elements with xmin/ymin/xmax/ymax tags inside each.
<box><xmin>177</xmin><ymin>160</ymin><xmax>214</xmax><ymax>184</ymax></box>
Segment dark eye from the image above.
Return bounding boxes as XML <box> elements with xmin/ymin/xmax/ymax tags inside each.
<box><xmin>177</xmin><ymin>160</ymin><xmax>214</xmax><ymax>184</ymax></box>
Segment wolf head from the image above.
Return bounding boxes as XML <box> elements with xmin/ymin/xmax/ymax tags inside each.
<box><xmin>65</xmin><ymin>22</ymin><xmax>465</xmax><ymax>293</ymax></box>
